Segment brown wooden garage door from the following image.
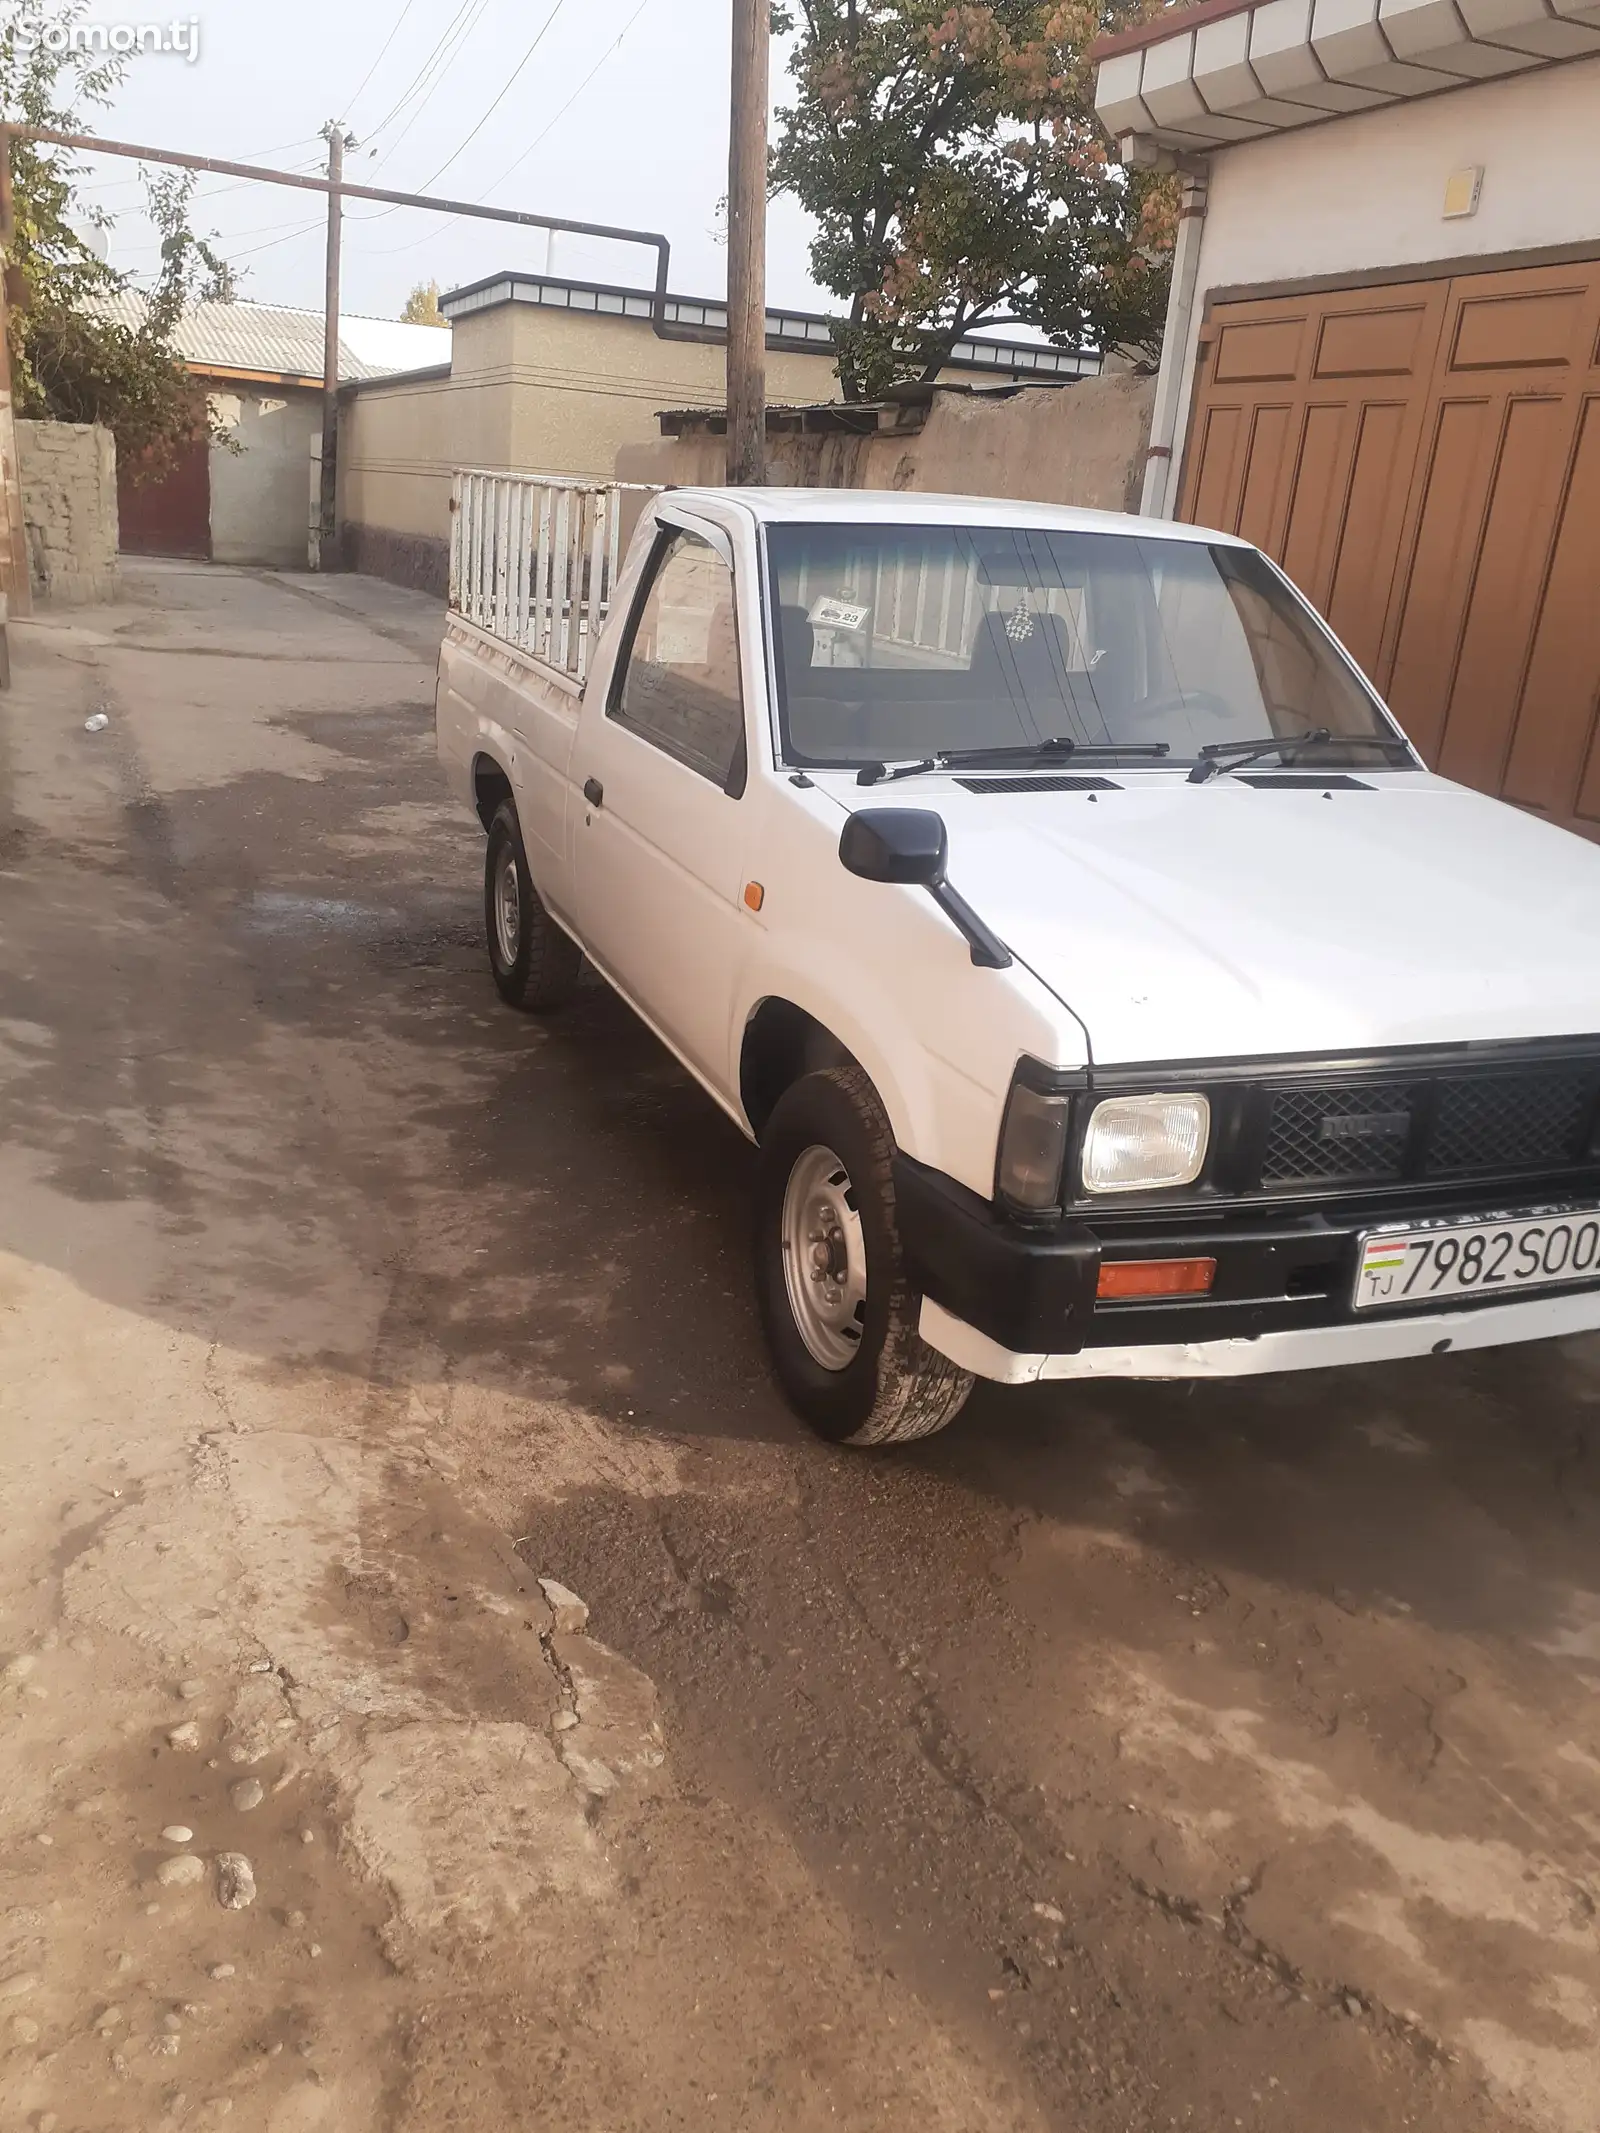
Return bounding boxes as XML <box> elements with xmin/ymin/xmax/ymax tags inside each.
<box><xmin>1178</xmin><ymin>257</ymin><xmax>1600</xmax><ymax>839</ymax></box>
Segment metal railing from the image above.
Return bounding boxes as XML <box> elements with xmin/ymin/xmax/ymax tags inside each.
<box><xmin>448</xmin><ymin>471</ymin><xmax>662</xmax><ymax>686</ymax></box>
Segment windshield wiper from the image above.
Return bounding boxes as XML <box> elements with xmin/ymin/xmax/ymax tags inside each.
<box><xmin>856</xmin><ymin>737</ymin><xmax>1169</xmax><ymax>787</ymax></box>
<box><xmin>941</xmin><ymin>738</ymin><xmax>1171</xmax><ymax>770</ymax></box>
<box><xmin>856</xmin><ymin>756</ymin><xmax>939</xmax><ymax>787</ymax></box>
<box><xmin>1186</xmin><ymin>730</ymin><xmax>1415</xmax><ymax>784</ymax></box>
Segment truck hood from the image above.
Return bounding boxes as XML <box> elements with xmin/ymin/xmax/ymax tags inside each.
<box><xmin>830</xmin><ymin>774</ymin><xmax>1600</xmax><ymax>1066</ymax></box>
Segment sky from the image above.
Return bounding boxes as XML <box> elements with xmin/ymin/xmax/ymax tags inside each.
<box><xmin>65</xmin><ymin>0</ymin><xmax>840</xmax><ymax>322</ymax></box>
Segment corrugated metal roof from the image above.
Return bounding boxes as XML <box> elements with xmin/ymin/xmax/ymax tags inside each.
<box><xmin>93</xmin><ymin>292</ymin><xmax>451</xmax><ymax>382</ymax></box>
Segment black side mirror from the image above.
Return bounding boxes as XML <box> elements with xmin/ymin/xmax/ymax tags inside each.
<box><xmin>838</xmin><ymin>808</ymin><xmax>947</xmax><ymax>887</ymax></box>
<box><xmin>837</xmin><ymin>807</ymin><xmax>1011</xmax><ymax>971</ymax></box>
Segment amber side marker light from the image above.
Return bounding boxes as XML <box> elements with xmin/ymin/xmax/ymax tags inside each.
<box><xmin>1097</xmin><ymin>1257</ymin><xmax>1217</xmax><ymax>1301</ymax></box>
<box><xmin>743</xmin><ymin>881</ymin><xmax>765</xmax><ymax>912</ymax></box>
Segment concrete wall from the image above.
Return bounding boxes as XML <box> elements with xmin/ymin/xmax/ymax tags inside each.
<box><xmin>337</xmin><ymin>296</ymin><xmax>1134</xmax><ymax>590</ymax></box>
<box><xmin>336</xmin><ymin>363</ymin><xmax>497</xmax><ymax>594</ymax></box>
<box><xmin>337</xmin><ymin>299</ymin><xmax>848</xmax><ymax>593</ymax></box>
<box><xmin>1157</xmin><ymin>52</ymin><xmax>1600</xmax><ymax>516</ymax></box>
<box><xmin>16</xmin><ymin>419</ymin><xmax>119</xmax><ymax>604</ymax></box>
<box><xmin>1194</xmin><ymin>53</ymin><xmax>1600</xmax><ymax>298</ymax></box>
<box><xmin>616</xmin><ymin>374</ymin><xmax>1157</xmax><ymax>514</ymax></box>
<box><xmin>207</xmin><ymin>386</ymin><xmax>320</xmax><ymax>569</ymax></box>
<box><xmin>490</xmin><ymin>303</ymin><xmax>845</xmax><ymax>480</ymax></box>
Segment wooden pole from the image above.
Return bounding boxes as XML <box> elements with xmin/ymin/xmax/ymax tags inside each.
<box><xmin>726</xmin><ymin>0</ymin><xmax>769</xmax><ymax>486</ymax></box>
<box><xmin>317</xmin><ymin>122</ymin><xmax>345</xmax><ymax>571</ymax></box>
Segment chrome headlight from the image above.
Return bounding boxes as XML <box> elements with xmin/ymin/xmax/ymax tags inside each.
<box><xmin>1082</xmin><ymin>1094</ymin><xmax>1210</xmax><ymax>1195</ymax></box>
<box><xmin>996</xmin><ymin>1079</ymin><xmax>1073</xmax><ymax>1216</ymax></box>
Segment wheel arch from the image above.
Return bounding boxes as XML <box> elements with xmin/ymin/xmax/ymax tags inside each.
<box><xmin>471</xmin><ymin>751</ymin><xmax>515</xmax><ymax>831</ymax></box>
<box><xmin>740</xmin><ymin>999</ymin><xmax>856</xmax><ymax>1140</ymax></box>
<box><xmin>737</xmin><ymin>981</ymin><xmax>934</xmax><ymax>1161</ymax></box>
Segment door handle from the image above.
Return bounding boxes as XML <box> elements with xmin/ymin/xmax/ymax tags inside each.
<box><xmin>583</xmin><ymin>776</ymin><xmax>604</xmax><ymax>808</ymax></box>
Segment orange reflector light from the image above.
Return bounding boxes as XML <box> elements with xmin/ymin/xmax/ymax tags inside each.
<box><xmin>1097</xmin><ymin>1256</ymin><xmax>1217</xmax><ymax>1301</ymax></box>
<box><xmin>744</xmin><ymin>881</ymin><xmax>765</xmax><ymax>912</ymax></box>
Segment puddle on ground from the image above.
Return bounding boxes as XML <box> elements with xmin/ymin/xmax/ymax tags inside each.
<box><xmin>239</xmin><ymin>892</ymin><xmax>400</xmax><ymax>936</ymax></box>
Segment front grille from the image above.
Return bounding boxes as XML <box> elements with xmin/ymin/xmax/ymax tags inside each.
<box><xmin>1258</xmin><ymin>1064</ymin><xmax>1600</xmax><ymax>1192</ymax></box>
<box><xmin>1260</xmin><ymin>1084</ymin><xmax>1419</xmax><ymax>1185</ymax></box>
<box><xmin>1430</xmin><ymin>1071</ymin><xmax>1591</xmax><ymax>1172</ymax></box>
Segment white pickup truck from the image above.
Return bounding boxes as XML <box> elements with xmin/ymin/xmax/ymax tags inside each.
<box><xmin>436</xmin><ymin>484</ymin><xmax>1600</xmax><ymax>1445</ymax></box>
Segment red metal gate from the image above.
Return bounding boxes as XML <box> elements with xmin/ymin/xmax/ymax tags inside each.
<box><xmin>118</xmin><ymin>427</ymin><xmax>211</xmax><ymax>560</ymax></box>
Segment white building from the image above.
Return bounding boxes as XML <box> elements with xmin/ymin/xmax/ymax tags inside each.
<box><xmin>98</xmin><ymin>294</ymin><xmax>449</xmax><ymax>569</ymax></box>
<box><xmin>1093</xmin><ymin>4</ymin><xmax>1600</xmax><ymax>839</ymax></box>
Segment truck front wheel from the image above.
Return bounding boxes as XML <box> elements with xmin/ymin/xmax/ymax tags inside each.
<box><xmin>484</xmin><ymin>801</ymin><xmax>582</xmax><ymax>1011</ymax></box>
<box><xmin>755</xmin><ymin>1064</ymin><xmax>975</xmax><ymax>1445</ymax></box>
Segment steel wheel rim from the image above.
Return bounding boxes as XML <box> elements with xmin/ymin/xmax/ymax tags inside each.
<box><xmin>493</xmin><ymin>847</ymin><xmax>521</xmax><ymax>967</ymax></box>
<box><xmin>780</xmin><ymin>1142</ymin><xmax>868</xmax><ymax>1371</ymax></box>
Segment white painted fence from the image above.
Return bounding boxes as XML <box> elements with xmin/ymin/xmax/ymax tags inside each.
<box><xmin>448</xmin><ymin>470</ymin><xmax>662</xmax><ymax>687</ymax></box>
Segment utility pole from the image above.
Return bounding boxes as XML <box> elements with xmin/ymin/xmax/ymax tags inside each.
<box><xmin>725</xmin><ymin>0</ymin><xmax>769</xmax><ymax>486</ymax></box>
<box><xmin>317</xmin><ymin>121</ymin><xmax>352</xmax><ymax>571</ymax></box>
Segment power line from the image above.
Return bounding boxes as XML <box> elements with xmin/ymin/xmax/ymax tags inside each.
<box><xmin>354</xmin><ymin>0</ymin><xmax>654</xmax><ymax>257</ymax></box>
<box><xmin>359</xmin><ymin>0</ymin><xmax>480</xmax><ymax>141</ymax></box>
<box><xmin>340</xmin><ymin>0</ymin><xmax>423</xmax><ymax>125</ymax></box>
<box><xmin>15</xmin><ymin>122</ymin><xmax>674</xmax><ymax>318</ymax></box>
<box><xmin>360</xmin><ymin>0</ymin><xmax>492</xmax><ymax>153</ymax></box>
<box><xmin>350</xmin><ymin>0</ymin><xmax>567</xmax><ymax>226</ymax></box>
<box><xmin>366</xmin><ymin>0</ymin><xmax>497</xmax><ymax>175</ymax></box>
<box><xmin>225</xmin><ymin>217</ymin><xmax>326</xmax><ymax>260</ymax></box>
<box><xmin>465</xmin><ymin>0</ymin><xmax>654</xmax><ymax>197</ymax></box>
<box><xmin>135</xmin><ymin>216</ymin><xmax>326</xmax><ymax>263</ymax></box>
<box><xmin>114</xmin><ymin>208</ymin><xmax>322</xmax><ymax>251</ymax></box>
<box><xmin>113</xmin><ymin>214</ymin><xmax>326</xmax><ymax>275</ymax></box>
<box><xmin>413</xmin><ymin>0</ymin><xmax>568</xmax><ymax>192</ymax></box>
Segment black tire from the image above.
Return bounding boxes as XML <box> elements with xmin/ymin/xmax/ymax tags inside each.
<box><xmin>755</xmin><ymin>1063</ymin><xmax>975</xmax><ymax>1446</ymax></box>
<box><xmin>484</xmin><ymin>800</ymin><xmax>582</xmax><ymax>1011</ymax></box>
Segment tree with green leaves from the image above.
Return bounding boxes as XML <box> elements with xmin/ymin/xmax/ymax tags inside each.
<box><xmin>771</xmin><ymin>0</ymin><xmax>1175</xmax><ymax>400</ymax></box>
<box><xmin>1</xmin><ymin>0</ymin><xmax>237</xmax><ymax>477</ymax></box>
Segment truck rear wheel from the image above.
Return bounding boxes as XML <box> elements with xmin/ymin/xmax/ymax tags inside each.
<box><xmin>755</xmin><ymin>1064</ymin><xmax>975</xmax><ymax>1445</ymax></box>
<box><xmin>484</xmin><ymin>801</ymin><xmax>582</xmax><ymax>1011</ymax></box>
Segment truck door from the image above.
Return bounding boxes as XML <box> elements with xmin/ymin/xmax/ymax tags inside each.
<box><xmin>570</xmin><ymin>521</ymin><xmax>751</xmax><ymax>1092</ymax></box>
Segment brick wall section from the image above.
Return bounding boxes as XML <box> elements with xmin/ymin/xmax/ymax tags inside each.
<box><xmin>16</xmin><ymin>420</ymin><xmax>120</xmax><ymax>604</ymax></box>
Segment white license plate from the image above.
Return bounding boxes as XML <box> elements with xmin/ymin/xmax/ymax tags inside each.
<box><xmin>1354</xmin><ymin>1206</ymin><xmax>1600</xmax><ymax>1311</ymax></box>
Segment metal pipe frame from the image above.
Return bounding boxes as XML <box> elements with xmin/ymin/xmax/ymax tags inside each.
<box><xmin>3</xmin><ymin>125</ymin><xmax>680</xmax><ymax>341</ymax></box>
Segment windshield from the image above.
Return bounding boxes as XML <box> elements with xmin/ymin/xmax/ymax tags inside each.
<box><xmin>764</xmin><ymin>524</ymin><xmax>1398</xmax><ymax>769</ymax></box>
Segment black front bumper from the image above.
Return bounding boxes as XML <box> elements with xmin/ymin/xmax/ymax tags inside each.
<box><xmin>892</xmin><ymin>1154</ymin><xmax>1600</xmax><ymax>1357</ymax></box>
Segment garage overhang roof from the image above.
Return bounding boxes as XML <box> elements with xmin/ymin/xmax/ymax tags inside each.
<box><xmin>1093</xmin><ymin>0</ymin><xmax>1600</xmax><ymax>149</ymax></box>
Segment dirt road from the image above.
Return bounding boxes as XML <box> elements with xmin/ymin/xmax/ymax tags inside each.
<box><xmin>2</xmin><ymin>562</ymin><xmax>1598</xmax><ymax>2133</ymax></box>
